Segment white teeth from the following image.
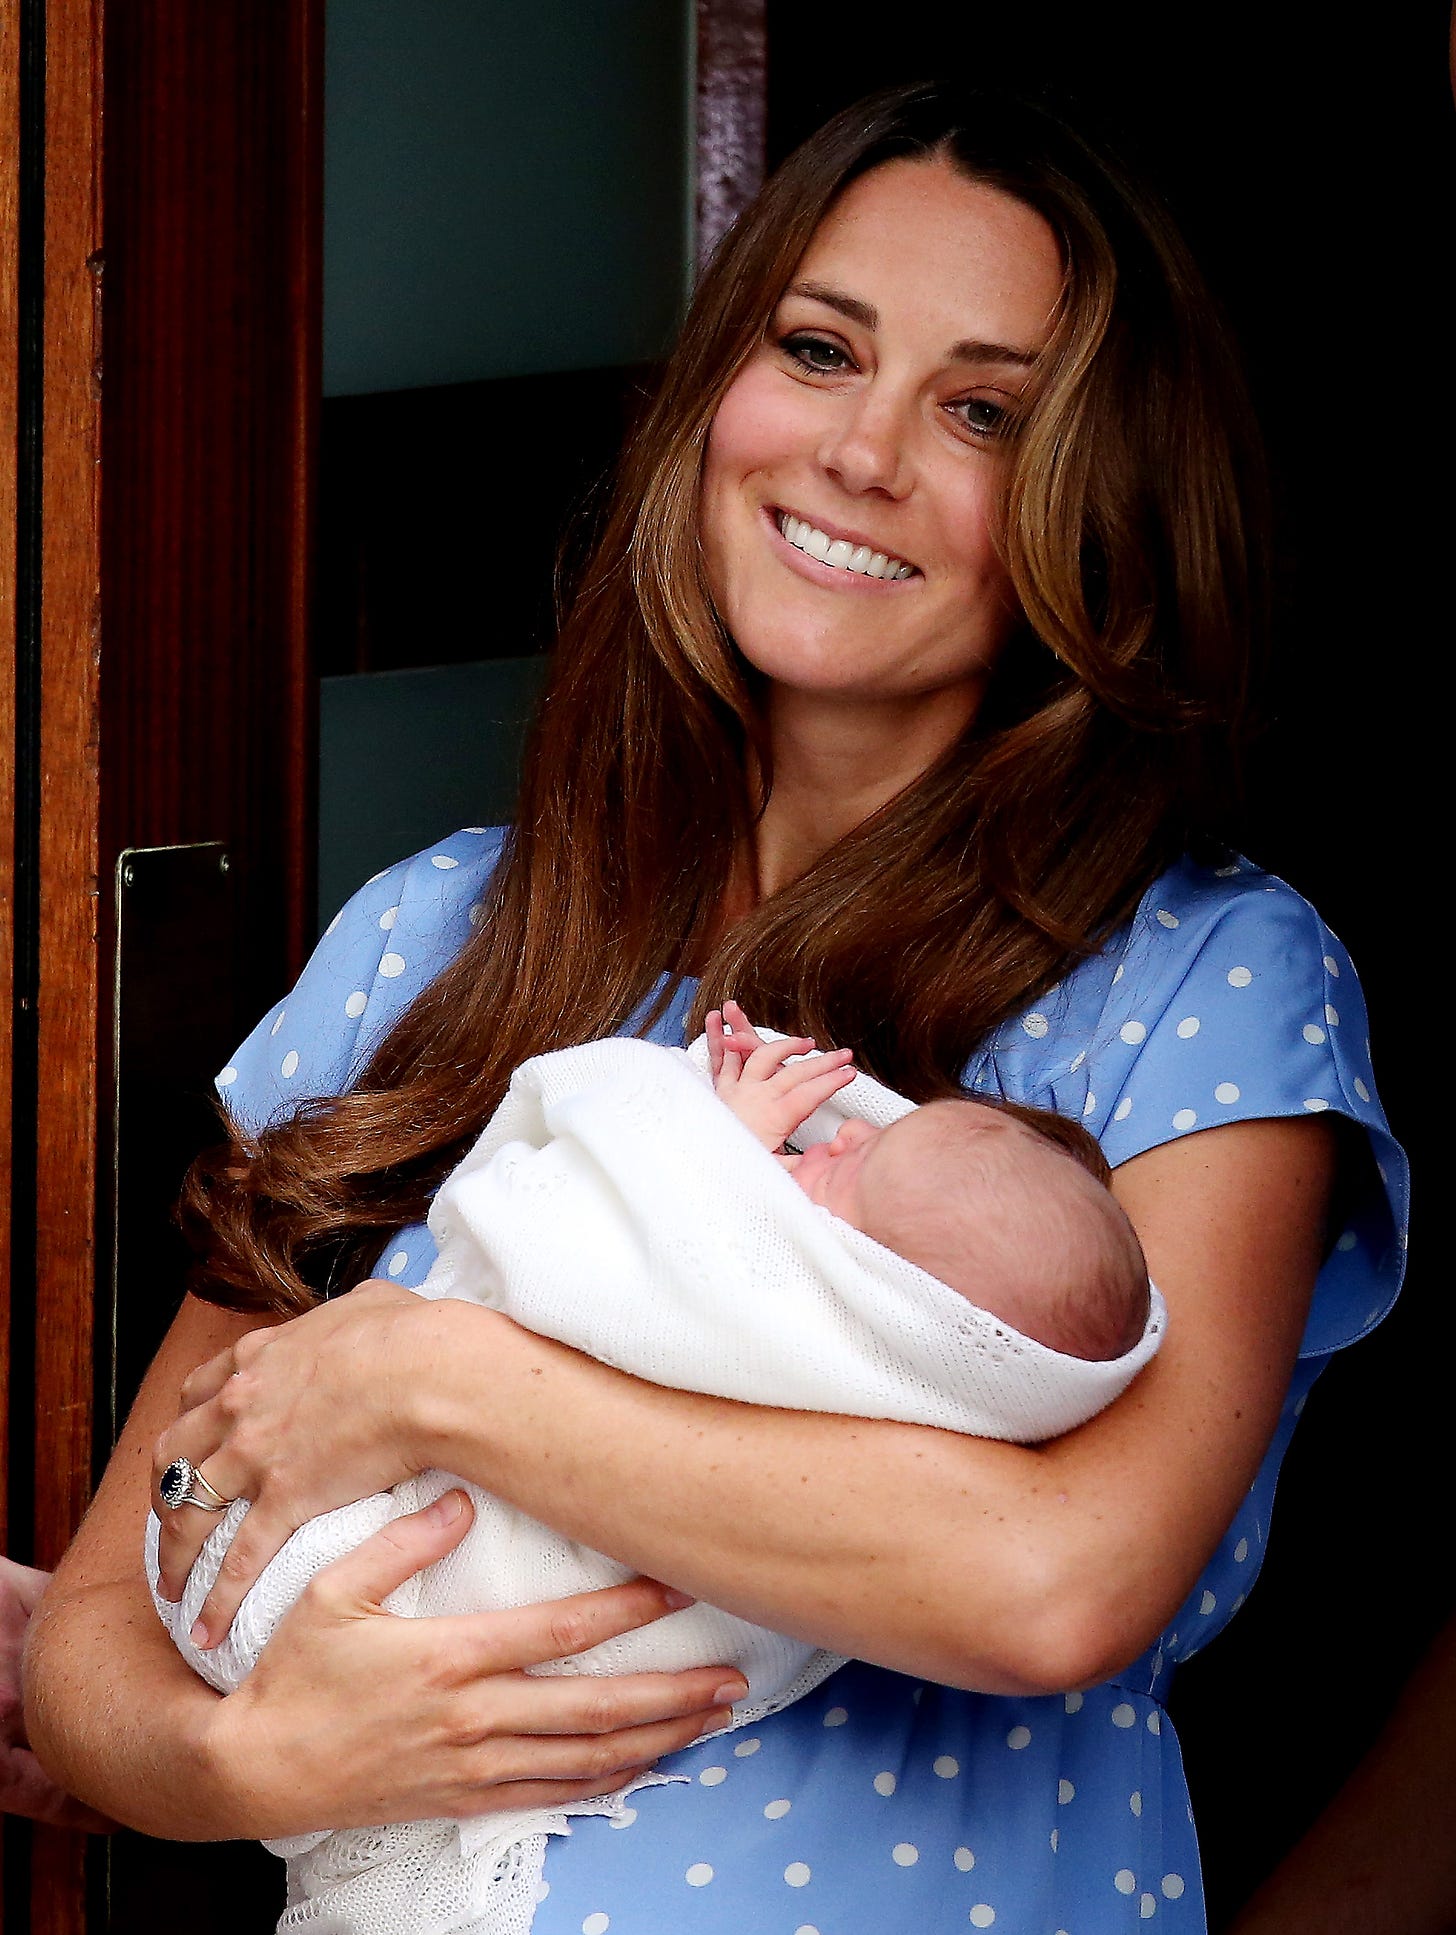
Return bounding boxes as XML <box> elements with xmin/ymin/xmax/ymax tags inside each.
<box><xmin>777</xmin><ymin>512</ymin><xmax>914</xmax><ymax>580</ymax></box>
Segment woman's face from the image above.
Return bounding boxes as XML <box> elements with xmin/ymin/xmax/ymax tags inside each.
<box><xmin>700</xmin><ymin>156</ymin><xmax>1063</xmax><ymax>732</ymax></box>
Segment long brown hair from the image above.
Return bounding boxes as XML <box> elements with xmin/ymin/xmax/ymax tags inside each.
<box><xmin>184</xmin><ymin>83</ymin><xmax>1268</xmax><ymax>1314</ymax></box>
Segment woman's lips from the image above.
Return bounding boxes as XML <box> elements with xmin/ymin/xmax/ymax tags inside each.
<box><xmin>763</xmin><ymin>507</ymin><xmax>920</xmax><ymax>589</ymax></box>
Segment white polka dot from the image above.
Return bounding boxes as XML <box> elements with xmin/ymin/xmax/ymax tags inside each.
<box><xmin>608</xmin><ymin>1807</ymin><xmax>637</xmax><ymax>1829</ymax></box>
<box><xmin>1064</xmin><ymin>1691</ymin><xmax>1084</xmax><ymax>1713</ymax></box>
<box><xmin>325</xmin><ymin>910</ymin><xmax>343</xmax><ymax>935</ymax></box>
<box><xmin>794</xmin><ymin>1928</ymin><xmax>821</xmax><ymax>1935</ymax></box>
<box><xmin>1175</xmin><ymin>1015</ymin><xmax>1200</xmax><ymax>1038</ymax></box>
<box><xmin>1113</xmin><ymin>963</ymin><xmax>1125</xmax><ymax>982</ymax></box>
<box><xmin>280</xmin><ymin>1050</ymin><xmax>300</xmax><ymax>1079</ymax></box>
<box><xmin>344</xmin><ymin>991</ymin><xmax>368</xmax><ymax>1018</ymax></box>
<box><xmin>1323</xmin><ymin>955</ymin><xmax>1340</xmax><ymax>977</ymax></box>
<box><xmin>1199</xmin><ymin>1589</ymin><xmax>1217</xmax><ymax>1615</ymax></box>
<box><xmin>784</xmin><ymin>1862</ymin><xmax>811</xmax><ymax>1887</ymax></box>
<box><xmin>892</xmin><ymin>1843</ymin><xmax>919</xmax><ymax>1866</ymax></box>
<box><xmin>764</xmin><ymin>1799</ymin><xmax>792</xmax><ymax>1819</ymax></box>
<box><xmin>1069</xmin><ymin>1050</ymin><xmax>1086</xmax><ymax>1071</ymax></box>
<box><xmin>463</xmin><ymin>825</ymin><xmax>488</xmax><ymax>834</ymax></box>
<box><xmin>1120</xmin><ymin>1020</ymin><xmax>1146</xmax><ymax>1045</ymax></box>
<box><xmin>379</xmin><ymin>952</ymin><xmax>405</xmax><ymax>977</ymax></box>
<box><xmin>217</xmin><ymin>1066</ymin><xmax>238</xmax><ymax>1087</ymax></box>
<box><xmin>1082</xmin><ymin>1093</ymin><xmax>1097</xmax><ymax>1117</ymax></box>
<box><xmin>1303</xmin><ymin>1097</ymin><xmax>1330</xmax><ymax>1112</ymax></box>
<box><xmin>386</xmin><ymin>1250</ymin><xmax>408</xmax><ymax>1276</ymax></box>
<box><xmin>1214</xmin><ymin>1081</ymin><xmax>1240</xmax><ymax>1104</ymax></box>
<box><xmin>823</xmin><ymin>1706</ymin><xmax>848</xmax><ymax>1727</ymax></box>
<box><xmin>1146</xmin><ymin>1710</ymin><xmax>1162</xmax><ymax>1735</ymax></box>
<box><xmin>1172</xmin><ymin>1108</ymin><xmax>1197</xmax><ymax>1131</ymax></box>
<box><xmin>1006</xmin><ymin>1725</ymin><xmax>1032</xmax><ymax>1750</ymax></box>
<box><xmin>1115</xmin><ymin>1869</ymin><xmax>1137</xmax><ymax>1894</ymax></box>
<box><xmin>1050</xmin><ymin>1828</ymin><xmax>1059</xmax><ymax>1852</ymax></box>
<box><xmin>1155</xmin><ymin>909</ymin><xmax>1179</xmax><ymax>928</ymax></box>
<box><xmin>1227</xmin><ymin>966</ymin><xmax>1252</xmax><ymax>987</ymax></box>
<box><xmin>1022</xmin><ymin>1013</ymin><xmax>1049</xmax><ymax>1039</ymax></box>
<box><xmin>970</xmin><ymin>1906</ymin><xmax>996</xmax><ymax>1927</ymax></box>
<box><xmin>1353</xmin><ymin>1079</ymin><xmax>1370</xmax><ymax>1104</ymax></box>
<box><xmin>1324</xmin><ymin>1004</ymin><xmax>1339</xmax><ymax>1026</ymax></box>
<box><xmin>1058</xmin><ymin>1779</ymin><xmax>1075</xmax><ymax>1804</ymax></box>
<box><xmin>933</xmin><ymin>1755</ymin><xmax>960</xmax><ymax>1778</ymax></box>
<box><xmin>468</xmin><ymin>902</ymin><xmax>485</xmax><ymax>926</ymax></box>
<box><xmin>1141</xmin><ymin>1893</ymin><xmax>1157</xmax><ymax>1919</ymax></box>
<box><xmin>1214</xmin><ymin>861</ymin><xmax>1241</xmax><ymax>877</ymax></box>
<box><xmin>1130</xmin><ymin>1788</ymin><xmax>1143</xmax><ymax>1815</ymax></box>
<box><xmin>583</xmin><ymin>1916</ymin><xmax>609</xmax><ymax>1935</ymax></box>
<box><xmin>734</xmin><ymin>1738</ymin><xmax>761</xmax><ymax>1757</ymax></box>
<box><xmin>1303</xmin><ymin>1023</ymin><xmax>1326</xmax><ymax>1045</ymax></box>
<box><xmin>1234</xmin><ymin>1537</ymin><xmax>1249</xmax><ymax>1562</ymax></box>
<box><xmin>1114</xmin><ymin>1096</ymin><xmax>1133</xmax><ymax>1121</ymax></box>
<box><xmin>270</xmin><ymin>1009</ymin><xmax>286</xmax><ymax>1036</ymax></box>
<box><xmin>873</xmin><ymin>1771</ymin><xmax>897</xmax><ymax>1796</ymax></box>
<box><xmin>685</xmin><ymin>1862</ymin><xmax>713</xmax><ymax>1886</ymax></box>
<box><xmin>1162</xmin><ymin>1874</ymin><xmax>1186</xmax><ymax>1899</ymax></box>
<box><xmin>698</xmin><ymin>1767</ymin><xmax>727</xmax><ymax>1786</ymax></box>
<box><xmin>1111</xmin><ymin>1703</ymin><xmax>1136</xmax><ymax>1728</ymax></box>
<box><xmin>378</xmin><ymin>905</ymin><xmax>398</xmax><ymax>930</ymax></box>
<box><xmin>430</xmin><ymin>854</ymin><xmax>459</xmax><ymax>870</ymax></box>
<box><xmin>365</xmin><ymin>870</ymin><xmax>388</xmax><ymax>885</ymax></box>
<box><xmin>1335</xmin><ymin>1229</ymin><xmax>1358</xmax><ymax>1252</ymax></box>
<box><xmin>954</xmin><ymin>1847</ymin><xmax>975</xmax><ymax>1871</ymax></box>
<box><xmin>535</xmin><ymin>1877</ymin><xmax>550</xmax><ymax>1901</ymax></box>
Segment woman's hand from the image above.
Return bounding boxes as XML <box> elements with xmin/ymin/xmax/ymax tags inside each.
<box><xmin>203</xmin><ymin>1491</ymin><xmax>744</xmax><ymax>1840</ymax></box>
<box><xmin>2</xmin><ymin>1558</ymin><xmax>115</xmax><ymax>1830</ymax></box>
<box><xmin>152</xmin><ymin>1279</ymin><xmax>458</xmax><ymax>1645</ymax></box>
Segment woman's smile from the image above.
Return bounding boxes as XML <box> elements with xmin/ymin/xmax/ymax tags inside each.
<box><xmin>765</xmin><ymin>505</ymin><xmax>921</xmax><ymax>589</ymax></box>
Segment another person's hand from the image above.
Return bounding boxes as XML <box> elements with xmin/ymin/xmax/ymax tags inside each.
<box><xmin>1</xmin><ymin>1557</ymin><xmax>115</xmax><ymax>1829</ymax></box>
<box><xmin>707</xmin><ymin>998</ymin><xmax>855</xmax><ymax>1152</ymax></box>
<box><xmin>195</xmin><ymin>1493</ymin><xmax>745</xmax><ymax>1840</ymax></box>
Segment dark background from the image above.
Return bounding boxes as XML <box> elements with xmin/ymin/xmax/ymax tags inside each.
<box><xmin>762</xmin><ymin>3</ymin><xmax>1450</xmax><ymax>1922</ymax></box>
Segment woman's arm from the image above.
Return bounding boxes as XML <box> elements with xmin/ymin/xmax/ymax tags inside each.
<box><xmin>23</xmin><ymin>1295</ymin><xmax>745</xmax><ymax>1838</ymax></box>
<box><xmin>160</xmin><ymin>1114</ymin><xmax>1336</xmax><ymax>1695</ymax></box>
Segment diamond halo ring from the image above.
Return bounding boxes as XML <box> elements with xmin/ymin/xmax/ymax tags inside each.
<box><xmin>159</xmin><ymin>1456</ymin><xmax>235</xmax><ymax>1513</ymax></box>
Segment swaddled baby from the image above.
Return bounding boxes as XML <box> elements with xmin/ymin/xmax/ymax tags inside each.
<box><xmin>146</xmin><ymin>1004</ymin><xmax>1162</xmax><ymax>1935</ymax></box>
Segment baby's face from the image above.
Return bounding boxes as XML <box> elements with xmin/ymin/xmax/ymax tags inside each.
<box><xmin>786</xmin><ymin>1101</ymin><xmax>1016</xmax><ymax>1233</ymax></box>
<box><xmin>783</xmin><ymin>1116</ymin><xmax>884</xmax><ymax>1227</ymax></box>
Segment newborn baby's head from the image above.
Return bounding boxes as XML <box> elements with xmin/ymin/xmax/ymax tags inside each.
<box><xmin>787</xmin><ymin>1098</ymin><xmax>1149</xmax><ymax>1362</ymax></box>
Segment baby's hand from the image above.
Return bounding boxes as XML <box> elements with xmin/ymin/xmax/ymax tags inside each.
<box><xmin>707</xmin><ymin>1000</ymin><xmax>855</xmax><ymax>1153</ymax></box>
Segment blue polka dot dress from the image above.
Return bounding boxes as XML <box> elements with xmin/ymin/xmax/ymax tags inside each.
<box><xmin>220</xmin><ymin>830</ymin><xmax>1409</xmax><ymax>1935</ymax></box>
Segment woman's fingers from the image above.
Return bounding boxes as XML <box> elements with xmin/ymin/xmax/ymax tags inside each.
<box><xmin>460</xmin><ymin>1666</ymin><xmax>744</xmax><ymax>1737</ymax></box>
<box><xmin>458</xmin><ymin>1707</ymin><xmax>734</xmax><ymax>1787</ymax></box>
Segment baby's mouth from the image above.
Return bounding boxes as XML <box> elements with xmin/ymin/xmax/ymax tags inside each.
<box><xmin>775</xmin><ymin>510</ymin><xmax>919</xmax><ymax>581</ymax></box>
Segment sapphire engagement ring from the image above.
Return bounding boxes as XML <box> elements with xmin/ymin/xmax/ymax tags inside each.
<box><xmin>159</xmin><ymin>1456</ymin><xmax>234</xmax><ymax>1513</ymax></box>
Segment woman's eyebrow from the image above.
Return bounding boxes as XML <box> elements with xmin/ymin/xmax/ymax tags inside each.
<box><xmin>785</xmin><ymin>280</ymin><xmax>1039</xmax><ymax>368</ymax></box>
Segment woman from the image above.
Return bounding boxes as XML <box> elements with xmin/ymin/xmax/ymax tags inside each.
<box><xmin>26</xmin><ymin>84</ymin><xmax>1406</xmax><ymax>1931</ymax></box>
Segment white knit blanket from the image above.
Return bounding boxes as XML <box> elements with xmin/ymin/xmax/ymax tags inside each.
<box><xmin>146</xmin><ymin>1036</ymin><xmax>1164</xmax><ymax>1935</ymax></box>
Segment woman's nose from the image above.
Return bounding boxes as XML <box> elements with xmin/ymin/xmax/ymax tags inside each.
<box><xmin>817</xmin><ymin>390</ymin><xmax>913</xmax><ymax>499</ymax></box>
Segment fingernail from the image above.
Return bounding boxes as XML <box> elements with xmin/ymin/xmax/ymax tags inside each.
<box><xmin>713</xmin><ymin>1680</ymin><xmax>747</xmax><ymax>1705</ymax></box>
<box><xmin>428</xmin><ymin>1490</ymin><xmax>465</xmax><ymax>1523</ymax></box>
<box><xmin>189</xmin><ymin>1619</ymin><xmax>209</xmax><ymax>1648</ymax></box>
<box><xmin>661</xmin><ymin>1586</ymin><xmax>695</xmax><ymax>1610</ymax></box>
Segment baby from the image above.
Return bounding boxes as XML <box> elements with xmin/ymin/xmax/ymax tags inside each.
<box><xmin>706</xmin><ymin>1000</ymin><xmax>1149</xmax><ymax>1363</ymax></box>
<box><xmin>147</xmin><ymin>1009</ymin><xmax>1161</xmax><ymax>1935</ymax></box>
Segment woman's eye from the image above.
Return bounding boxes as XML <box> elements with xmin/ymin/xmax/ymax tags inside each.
<box><xmin>948</xmin><ymin>396</ymin><xmax>1013</xmax><ymax>441</ymax></box>
<box><xmin>779</xmin><ymin>333</ymin><xmax>853</xmax><ymax>375</ymax></box>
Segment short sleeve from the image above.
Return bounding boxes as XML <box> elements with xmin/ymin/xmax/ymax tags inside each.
<box><xmin>966</xmin><ymin>854</ymin><xmax>1409</xmax><ymax>1360</ymax></box>
<box><xmin>216</xmin><ymin>827</ymin><xmax>507</xmax><ymax>1137</ymax></box>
